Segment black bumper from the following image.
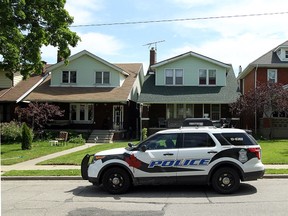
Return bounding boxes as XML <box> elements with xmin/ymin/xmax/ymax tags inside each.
<box><xmin>81</xmin><ymin>154</ymin><xmax>93</xmax><ymax>180</ymax></box>
<box><xmin>242</xmin><ymin>169</ymin><xmax>265</xmax><ymax>181</ymax></box>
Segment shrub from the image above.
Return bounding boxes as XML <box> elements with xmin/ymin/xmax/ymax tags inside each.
<box><xmin>21</xmin><ymin>123</ymin><xmax>33</xmax><ymax>150</ymax></box>
<box><xmin>0</xmin><ymin>121</ymin><xmax>22</xmax><ymax>143</ymax></box>
<box><xmin>68</xmin><ymin>134</ymin><xmax>85</xmax><ymax>145</ymax></box>
<box><xmin>142</xmin><ymin>128</ymin><xmax>148</xmax><ymax>140</ymax></box>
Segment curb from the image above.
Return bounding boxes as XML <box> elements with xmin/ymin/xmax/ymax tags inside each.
<box><xmin>1</xmin><ymin>174</ymin><xmax>288</xmax><ymax>181</ymax></box>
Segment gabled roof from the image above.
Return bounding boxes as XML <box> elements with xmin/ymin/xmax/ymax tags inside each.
<box><xmin>47</xmin><ymin>50</ymin><xmax>129</xmax><ymax>76</ymax></box>
<box><xmin>0</xmin><ymin>73</ymin><xmax>48</xmax><ymax>103</ymax></box>
<box><xmin>151</xmin><ymin>51</ymin><xmax>231</xmax><ymax>69</ymax></box>
<box><xmin>238</xmin><ymin>40</ymin><xmax>288</xmax><ymax>79</ymax></box>
<box><xmin>138</xmin><ymin>68</ymin><xmax>240</xmax><ymax>104</ymax></box>
<box><xmin>24</xmin><ymin>63</ymin><xmax>143</xmax><ymax>103</ymax></box>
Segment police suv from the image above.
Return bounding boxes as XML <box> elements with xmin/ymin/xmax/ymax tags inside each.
<box><xmin>81</xmin><ymin>119</ymin><xmax>265</xmax><ymax>194</ymax></box>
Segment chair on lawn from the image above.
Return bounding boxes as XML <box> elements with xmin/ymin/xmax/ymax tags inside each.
<box><xmin>55</xmin><ymin>131</ymin><xmax>68</xmax><ymax>146</ymax></box>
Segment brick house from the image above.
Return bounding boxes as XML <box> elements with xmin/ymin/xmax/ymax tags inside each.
<box><xmin>238</xmin><ymin>40</ymin><xmax>288</xmax><ymax>138</ymax></box>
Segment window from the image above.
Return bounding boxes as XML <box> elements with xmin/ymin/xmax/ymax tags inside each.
<box><xmin>140</xmin><ymin>133</ymin><xmax>178</xmax><ymax>150</ymax></box>
<box><xmin>183</xmin><ymin>133</ymin><xmax>215</xmax><ymax>148</ymax></box>
<box><xmin>96</xmin><ymin>71</ymin><xmax>110</xmax><ymax>84</ymax></box>
<box><xmin>285</xmin><ymin>50</ymin><xmax>288</xmax><ymax>59</ymax></box>
<box><xmin>209</xmin><ymin>70</ymin><xmax>216</xmax><ymax>85</ymax></box>
<box><xmin>267</xmin><ymin>69</ymin><xmax>277</xmax><ymax>83</ymax></box>
<box><xmin>70</xmin><ymin>104</ymin><xmax>94</xmax><ymax>123</ymax></box>
<box><xmin>199</xmin><ymin>69</ymin><xmax>207</xmax><ymax>85</ymax></box>
<box><xmin>211</xmin><ymin>104</ymin><xmax>220</xmax><ymax>120</ymax></box>
<box><xmin>165</xmin><ymin>69</ymin><xmax>183</xmax><ymax>85</ymax></box>
<box><xmin>62</xmin><ymin>71</ymin><xmax>77</xmax><ymax>84</ymax></box>
<box><xmin>166</xmin><ymin>104</ymin><xmax>194</xmax><ymax>119</ymax></box>
<box><xmin>221</xmin><ymin>133</ymin><xmax>257</xmax><ymax>146</ymax></box>
<box><xmin>199</xmin><ymin>69</ymin><xmax>216</xmax><ymax>85</ymax></box>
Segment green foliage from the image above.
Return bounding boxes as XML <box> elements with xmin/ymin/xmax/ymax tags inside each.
<box><xmin>68</xmin><ymin>134</ymin><xmax>85</xmax><ymax>145</ymax></box>
<box><xmin>0</xmin><ymin>121</ymin><xmax>22</xmax><ymax>143</ymax></box>
<box><xmin>0</xmin><ymin>0</ymin><xmax>81</xmax><ymax>79</ymax></box>
<box><xmin>15</xmin><ymin>102</ymin><xmax>65</xmax><ymax>130</ymax></box>
<box><xmin>21</xmin><ymin>123</ymin><xmax>33</xmax><ymax>150</ymax></box>
<box><xmin>142</xmin><ymin>128</ymin><xmax>148</xmax><ymax>140</ymax></box>
<box><xmin>2</xmin><ymin>169</ymin><xmax>81</xmax><ymax>177</ymax></box>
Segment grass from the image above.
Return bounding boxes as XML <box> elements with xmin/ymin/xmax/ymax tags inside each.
<box><xmin>259</xmin><ymin>140</ymin><xmax>288</xmax><ymax>164</ymax></box>
<box><xmin>1</xmin><ymin>141</ymin><xmax>83</xmax><ymax>165</ymax></box>
<box><xmin>1</xmin><ymin>169</ymin><xmax>80</xmax><ymax>176</ymax></box>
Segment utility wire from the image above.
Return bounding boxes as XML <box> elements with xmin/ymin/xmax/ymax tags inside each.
<box><xmin>70</xmin><ymin>11</ymin><xmax>288</xmax><ymax>27</ymax></box>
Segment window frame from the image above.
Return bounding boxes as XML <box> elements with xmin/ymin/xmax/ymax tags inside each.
<box><xmin>199</xmin><ymin>69</ymin><xmax>217</xmax><ymax>86</ymax></box>
<box><xmin>267</xmin><ymin>69</ymin><xmax>277</xmax><ymax>83</ymax></box>
<box><xmin>165</xmin><ymin>68</ymin><xmax>183</xmax><ymax>85</ymax></box>
<box><xmin>95</xmin><ymin>71</ymin><xmax>110</xmax><ymax>85</ymax></box>
<box><xmin>62</xmin><ymin>70</ymin><xmax>77</xmax><ymax>84</ymax></box>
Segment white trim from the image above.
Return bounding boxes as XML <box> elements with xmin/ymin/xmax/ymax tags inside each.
<box><xmin>16</xmin><ymin>73</ymin><xmax>50</xmax><ymax>103</ymax></box>
<box><xmin>164</xmin><ymin>68</ymin><xmax>184</xmax><ymax>85</ymax></box>
<box><xmin>267</xmin><ymin>69</ymin><xmax>278</xmax><ymax>83</ymax></box>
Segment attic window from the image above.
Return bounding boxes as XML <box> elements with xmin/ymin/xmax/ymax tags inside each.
<box><xmin>199</xmin><ymin>69</ymin><xmax>216</xmax><ymax>85</ymax></box>
<box><xmin>165</xmin><ymin>69</ymin><xmax>183</xmax><ymax>85</ymax></box>
<box><xmin>95</xmin><ymin>71</ymin><xmax>110</xmax><ymax>84</ymax></box>
<box><xmin>285</xmin><ymin>50</ymin><xmax>288</xmax><ymax>59</ymax></box>
<box><xmin>62</xmin><ymin>71</ymin><xmax>77</xmax><ymax>84</ymax></box>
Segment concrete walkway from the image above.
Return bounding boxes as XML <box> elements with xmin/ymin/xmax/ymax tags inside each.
<box><xmin>1</xmin><ymin>142</ymin><xmax>288</xmax><ymax>175</ymax></box>
<box><xmin>1</xmin><ymin>143</ymin><xmax>97</xmax><ymax>173</ymax></box>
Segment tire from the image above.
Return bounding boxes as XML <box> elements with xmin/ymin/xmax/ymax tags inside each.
<box><xmin>212</xmin><ymin>167</ymin><xmax>240</xmax><ymax>194</ymax></box>
<box><xmin>102</xmin><ymin>167</ymin><xmax>131</xmax><ymax>194</ymax></box>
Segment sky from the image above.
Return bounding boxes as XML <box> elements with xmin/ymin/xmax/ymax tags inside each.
<box><xmin>41</xmin><ymin>0</ymin><xmax>288</xmax><ymax>76</ymax></box>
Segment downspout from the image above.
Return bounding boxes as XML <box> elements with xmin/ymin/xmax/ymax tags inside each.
<box><xmin>254</xmin><ymin>64</ymin><xmax>258</xmax><ymax>135</ymax></box>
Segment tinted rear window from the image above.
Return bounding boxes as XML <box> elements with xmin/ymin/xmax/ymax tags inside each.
<box><xmin>220</xmin><ymin>133</ymin><xmax>257</xmax><ymax>146</ymax></box>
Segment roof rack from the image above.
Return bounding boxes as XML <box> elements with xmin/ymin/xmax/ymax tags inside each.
<box><xmin>181</xmin><ymin>118</ymin><xmax>214</xmax><ymax>128</ymax></box>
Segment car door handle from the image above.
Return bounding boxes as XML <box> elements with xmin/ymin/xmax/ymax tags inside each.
<box><xmin>208</xmin><ymin>151</ymin><xmax>218</xmax><ymax>154</ymax></box>
<box><xmin>163</xmin><ymin>153</ymin><xmax>174</xmax><ymax>156</ymax></box>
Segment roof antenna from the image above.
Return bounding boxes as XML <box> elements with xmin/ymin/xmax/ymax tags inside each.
<box><xmin>143</xmin><ymin>40</ymin><xmax>165</xmax><ymax>51</ymax></box>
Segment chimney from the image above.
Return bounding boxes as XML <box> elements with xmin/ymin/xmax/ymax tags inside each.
<box><xmin>148</xmin><ymin>47</ymin><xmax>156</xmax><ymax>74</ymax></box>
<box><xmin>41</xmin><ymin>61</ymin><xmax>47</xmax><ymax>75</ymax></box>
<box><xmin>150</xmin><ymin>47</ymin><xmax>156</xmax><ymax>66</ymax></box>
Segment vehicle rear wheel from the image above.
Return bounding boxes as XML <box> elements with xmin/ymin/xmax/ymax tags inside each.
<box><xmin>212</xmin><ymin>167</ymin><xmax>240</xmax><ymax>194</ymax></box>
<box><xmin>102</xmin><ymin>167</ymin><xmax>131</xmax><ymax>194</ymax></box>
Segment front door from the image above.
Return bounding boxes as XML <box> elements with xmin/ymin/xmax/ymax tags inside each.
<box><xmin>113</xmin><ymin>105</ymin><xmax>124</xmax><ymax>130</ymax></box>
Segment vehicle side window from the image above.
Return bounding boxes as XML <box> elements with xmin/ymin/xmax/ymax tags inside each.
<box><xmin>142</xmin><ymin>133</ymin><xmax>178</xmax><ymax>150</ymax></box>
<box><xmin>183</xmin><ymin>133</ymin><xmax>215</xmax><ymax>148</ymax></box>
<box><xmin>221</xmin><ymin>133</ymin><xmax>257</xmax><ymax>146</ymax></box>
<box><xmin>213</xmin><ymin>133</ymin><xmax>232</xmax><ymax>146</ymax></box>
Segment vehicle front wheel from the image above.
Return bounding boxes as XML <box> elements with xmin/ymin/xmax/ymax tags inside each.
<box><xmin>212</xmin><ymin>167</ymin><xmax>240</xmax><ymax>194</ymax></box>
<box><xmin>102</xmin><ymin>167</ymin><xmax>131</xmax><ymax>194</ymax></box>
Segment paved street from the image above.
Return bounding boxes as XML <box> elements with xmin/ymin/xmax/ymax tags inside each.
<box><xmin>1</xmin><ymin>179</ymin><xmax>288</xmax><ymax>216</ymax></box>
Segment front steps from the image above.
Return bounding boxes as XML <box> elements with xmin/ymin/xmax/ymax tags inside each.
<box><xmin>87</xmin><ymin>130</ymin><xmax>114</xmax><ymax>143</ymax></box>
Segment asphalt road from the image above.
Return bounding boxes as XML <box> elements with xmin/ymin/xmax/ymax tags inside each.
<box><xmin>1</xmin><ymin>179</ymin><xmax>288</xmax><ymax>216</ymax></box>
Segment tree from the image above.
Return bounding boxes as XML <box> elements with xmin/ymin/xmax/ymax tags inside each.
<box><xmin>230</xmin><ymin>83</ymin><xmax>288</xmax><ymax>137</ymax></box>
<box><xmin>21</xmin><ymin>122</ymin><xmax>33</xmax><ymax>150</ymax></box>
<box><xmin>15</xmin><ymin>102</ymin><xmax>65</xmax><ymax>130</ymax></box>
<box><xmin>0</xmin><ymin>0</ymin><xmax>81</xmax><ymax>80</ymax></box>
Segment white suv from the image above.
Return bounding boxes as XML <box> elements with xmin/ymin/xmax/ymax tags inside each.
<box><xmin>81</xmin><ymin>119</ymin><xmax>265</xmax><ymax>194</ymax></box>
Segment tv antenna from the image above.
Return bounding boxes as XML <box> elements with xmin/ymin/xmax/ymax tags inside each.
<box><xmin>143</xmin><ymin>40</ymin><xmax>165</xmax><ymax>51</ymax></box>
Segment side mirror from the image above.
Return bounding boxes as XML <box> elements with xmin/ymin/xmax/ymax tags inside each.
<box><xmin>140</xmin><ymin>145</ymin><xmax>147</xmax><ymax>152</ymax></box>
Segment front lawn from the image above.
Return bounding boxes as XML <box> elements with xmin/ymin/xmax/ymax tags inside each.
<box><xmin>1</xmin><ymin>141</ymin><xmax>83</xmax><ymax>165</ymax></box>
<box><xmin>259</xmin><ymin>140</ymin><xmax>288</xmax><ymax>164</ymax></box>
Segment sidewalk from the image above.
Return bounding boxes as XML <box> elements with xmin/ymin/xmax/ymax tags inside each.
<box><xmin>1</xmin><ymin>143</ymin><xmax>97</xmax><ymax>173</ymax></box>
<box><xmin>1</xmin><ymin>143</ymin><xmax>288</xmax><ymax>179</ymax></box>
